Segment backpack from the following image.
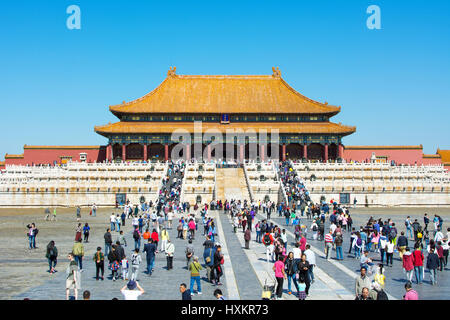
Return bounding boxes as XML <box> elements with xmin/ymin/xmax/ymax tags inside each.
<box><xmin>312</xmin><ymin>225</ymin><xmax>318</xmax><ymax>231</ymax></box>
<box><xmin>133</xmin><ymin>230</ymin><xmax>140</xmax><ymax>240</ymax></box>
<box><xmin>263</xmin><ymin>234</ymin><xmax>271</xmax><ymax>245</ymax></box>
<box><xmin>34</xmin><ymin>228</ymin><xmax>39</xmax><ymax>236</ymax></box>
<box><xmin>131</xmin><ymin>254</ymin><xmax>139</xmax><ymax>265</ymax></box>
<box><xmin>390</xmin><ymin>228</ymin><xmax>397</xmax><ymax>239</ymax></box>
<box><xmin>356</xmin><ymin>238</ymin><xmax>362</xmax><ymax>246</ymax></box>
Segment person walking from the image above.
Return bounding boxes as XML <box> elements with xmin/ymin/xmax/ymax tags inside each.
<box><xmin>355</xmin><ymin>266</ymin><xmax>371</xmax><ymax>298</ymax></box>
<box><xmin>273</xmin><ymin>256</ymin><xmax>287</xmax><ymax>300</ymax></box>
<box><xmin>45</xmin><ymin>241</ymin><xmax>58</xmax><ymax>274</ymax></box>
<box><xmin>74</xmin><ymin>223</ymin><xmax>82</xmax><ymax>242</ymax></box>
<box><xmin>412</xmin><ymin>245</ymin><xmax>424</xmax><ymax>284</ymax></box>
<box><xmin>185</xmin><ymin>239</ymin><xmax>195</xmax><ymax>267</ymax></box>
<box><xmin>213</xmin><ymin>245</ymin><xmax>224</xmax><ymax>286</ymax></box>
<box><xmin>133</xmin><ymin>227</ymin><xmax>142</xmax><ymax>251</ymax></box>
<box><xmin>104</xmin><ymin>228</ymin><xmax>112</xmax><ymax>257</ymax></box>
<box><xmin>335</xmin><ymin>232</ymin><xmax>344</xmax><ymax>260</ymax></box>
<box><xmin>93</xmin><ymin>246</ymin><xmax>105</xmax><ymax>281</ymax></box>
<box><xmin>386</xmin><ymin>238</ymin><xmax>395</xmax><ymax>267</ymax></box>
<box><xmin>397</xmin><ymin>231</ymin><xmax>408</xmax><ymax>259</ymax></box>
<box><xmin>324</xmin><ymin>230</ymin><xmax>334</xmax><ymax>260</ymax></box>
<box><xmin>161</xmin><ymin>228</ymin><xmax>169</xmax><ymax>252</ymax></box>
<box><xmin>188</xmin><ymin>256</ymin><xmax>203</xmax><ymax>295</ymax></box>
<box><xmin>166</xmin><ymin>239</ymin><xmax>175</xmax><ymax>270</ymax></box>
<box><xmin>285</xmin><ymin>252</ymin><xmax>299</xmax><ymax>296</ymax></box>
<box><xmin>143</xmin><ymin>239</ymin><xmax>157</xmax><ymax>276</ymax></box>
<box><xmin>107</xmin><ymin>245</ymin><xmax>120</xmax><ymax>281</ymax></box>
<box><xmin>130</xmin><ymin>249</ymin><xmax>142</xmax><ymax>281</ymax></box>
<box><xmin>76</xmin><ymin>206</ymin><xmax>81</xmax><ymax>222</ymax></box>
<box><xmin>44</xmin><ymin>208</ymin><xmax>51</xmax><ymax>221</ymax></box>
<box><xmin>303</xmin><ymin>244</ymin><xmax>316</xmax><ymax>283</ymax></box>
<box><xmin>117</xmin><ymin>230</ymin><xmax>127</xmax><ymax>247</ymax></box>
<box><xmin>244</xmin><ymin>228</ymin><xmax>251</xmax><ymax>249</ymax></box>
<box><xmin>83</xmin><ymin>223</ymin><xmax>90</xmax><ymax>243</ymax></box>
<box><xmin>297</xmin><ymin>253</ymin><xmax>311</xmax><ymax>296</ymax></box>
<box><xmin>26</xmin><ymin>223</ymin><xmax>37</xmax><ymax>249</ymax></box>
<box><xmin>91</xmin><ymin>203</ymin><xmax>97</xmax><ymax>217</ymax></box>
<box><xmin>65</xmin><ymin>253</ymin><xmax>79</xmax><ymax>300</ymax></box>
<box><xmin>402</xmin><ymin>247</ymin><xmax>414</xmax><ymax>282</ymax></box>
<box><xmin>72</xmin><ymin>239</ymin><xmax>84</xmax><ymax>272</ymax></box>
<box><xmin>203</xmin><ymin>243</ymin><xmax>215</xmax><ymax>283</ymax></box>
<box><xmin>426</xmin><ymin>247</ymin><xmax>439</xmax><ymax>285</ymax></box>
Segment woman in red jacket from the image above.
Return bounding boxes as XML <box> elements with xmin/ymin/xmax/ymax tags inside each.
<box><xmin>412</xmin><ymin>245</ymin><xmax>424</xmax><ymax>284</ymax></box>
<box><xmin>402</xmin><ymin>247</ymin><xmax>414</xmax><ymax>282</ymax></box>
<box><xmin>151</xmin><ymin>229</ymin><xmax>159</xmax><ymax>251</ymax></box>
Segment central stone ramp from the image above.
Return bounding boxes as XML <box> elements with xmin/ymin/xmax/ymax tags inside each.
<box><xmin>215</xmin><ymin>168</ymin><xmax>251</xmax><ymax>202</ymax></box>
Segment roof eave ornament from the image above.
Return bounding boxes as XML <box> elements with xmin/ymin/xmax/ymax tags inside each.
<box><xmin>168</xmin><ymin>66</ymin><xmax>177</xmax><ymax>77</ymax></box>
<box><xmin>272</xmin><ymin>66</ymin><xmax>281</xmax><ymax>78</ymax></box>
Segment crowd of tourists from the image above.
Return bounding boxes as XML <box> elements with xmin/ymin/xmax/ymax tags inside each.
<box><xmin>24</xmin><ymin>159</ymin><xmax>449</xmax><ymax>300</ymax></box>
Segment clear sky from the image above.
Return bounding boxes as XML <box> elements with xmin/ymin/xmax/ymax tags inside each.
<box><xmin>1</xmin><ymin>0</ymin><xmax>449</xmax><ymax>160</ymax></box>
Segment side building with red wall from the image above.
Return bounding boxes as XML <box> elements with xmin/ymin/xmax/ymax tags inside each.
<box><xmin>4</xmin><ymin>145</ymin><xmax>106</xmax><ymax>166</ymax></box>
<box><xmin>343</xmin><ymin>145</ymin><xmax>444</xmax><ymax>166</ymax></box>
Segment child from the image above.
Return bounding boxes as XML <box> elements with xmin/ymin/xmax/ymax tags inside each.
<box><xmin>297</xmin><ymin>274</ymin><xmax>307</xmax><ymax>300</ymax></box>
<box><xmin>121</xmin><ymin>255</ymin><xmax>129</xmax><ymax>281</ymax></box>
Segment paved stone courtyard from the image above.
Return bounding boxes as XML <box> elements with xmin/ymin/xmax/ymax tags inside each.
<box><xmin>0</xmin><ymin>206</ymin><xmax>448</xmax><ymax>300</ymax></box>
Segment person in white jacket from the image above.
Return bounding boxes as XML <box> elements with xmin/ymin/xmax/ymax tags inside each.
<box><xmin>303</xmin><ymin>244</ymin><xmax>316</xmax><ymax>283</ymax></box>
<box><xmin>310</xmin><ymin>220</ymin><xmax>318</xmax><ymax>240</ymax></box>
<box><xmin>130</xmin><ymin>248</ymin><xmax>142</xmax><ymax>281</ymax></box>
<box><xmin>166</xmin><ymin>240</ymin><xmax>175</xmax><ymax>270</ymax></box>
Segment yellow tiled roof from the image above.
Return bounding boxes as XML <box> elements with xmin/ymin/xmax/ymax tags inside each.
<box><xmin>95</xmin><ymin>121</ymin><xmax>356</xmax><ymax>136</ymax></box>
<box><xmin>5</xmin><ymin>154</ymin><xmax>24</xmax><ymax>159</ymax></box>
<box><xmin>109</xmin><ymin>68</ymin><xmax>341</xmax><ymax>115</ymax></box>
<box><xmin>437</xmin><ymin>149</ymin><xmax>450</xmax><ymax>163</ymax></box>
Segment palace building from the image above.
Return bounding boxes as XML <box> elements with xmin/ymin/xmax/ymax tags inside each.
<box><xmin>94</xmin><ymin>67</ymin><xmax>356</xmax><ymax>162</ymax></box>
<box><xmin>1</xmin><ymin>67</ymin><xmax>448</xmax><ymax>170</ymax></box>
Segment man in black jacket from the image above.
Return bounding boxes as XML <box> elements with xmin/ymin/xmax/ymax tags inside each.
<box><xmin>115</xmin><ymin>241</ymin><xmax>125</xmax><ymax>261</ymax></box>
<box><xmin>412</xmin><ymin>220</ymin><xmax>421</xmax><ymax>241</ymax></box>
<box><xmin>104</xmin><ymin>229</ymin><xmax>112</xmax><ymax>257</ymax></box>
<box><xmin>427</xmin><ymin>248</ymin><xmax>440</xmax><ymax>285</ymax></box>
<box><xmin>397</xmin><ymin>231</ymin><xmax>408</xmax><ymax>259</ymax></box>
<box><xmin>297</xmin><ymin>254</ymin><xmax>311</xmax><ymax>296</ymax></box>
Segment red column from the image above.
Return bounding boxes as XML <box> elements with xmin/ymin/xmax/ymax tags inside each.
<box><xmin>164</xmin><ymin>144</ymin><xmax>169</xmax><ymax>161</ymax></box>
<box><xmin>282</xmin><ymin>144</ymin><xmax>286</xmax><ymax>161</ymax></box>
<box><xmin>260</xmin><ymin>144</ymin><xmax>265</xmax><ymax>162</ymax></box>
<box><xmin>186</xmin><ymin>144</ymin><xmax>190</xmax><ymax>161</ymax></box>
<box><xmin>338</xmin><ymin>144</ymin><xmax>344</xmax><ymax>159</ymax></box>
<box><xmin>106</xmin><ymin>144</ymin><xmax>112</xmax><ymax>161</ymax></box>
<box><xmin>303</xmin><ymin>144</ymin><xmax>308</xmax><ymax>159</ymax></box>
<box><xmin>122</xmin><ymin>144</ymin><xmax>126</xmax><ymax>162</ymax></box>
<box><xmin>143</xmin><ymin>144</ymin><xmax>148</xmax><ymax>161</ymax></box>
<box><xmin>240</xmin><ymin>144</ymin><xmax>244</xmax><ymax>163</ymax></box>
<box><xmin>324</xmin><ymin>143</ymin><xmax>328</xmax><ymax>162</ymax></box>
<box><xmin>207</xmin><ymin>144</ymin><xmax>211</xmax><ymax>162</ymax></box>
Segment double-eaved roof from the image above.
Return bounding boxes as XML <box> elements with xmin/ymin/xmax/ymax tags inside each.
<box><xmin>96</xmin><ymin>67</ymin><xmax>356</xmax><ymax>137</ymax></box>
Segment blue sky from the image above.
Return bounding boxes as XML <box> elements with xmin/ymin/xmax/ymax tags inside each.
<box><xmin>1</xmin><ymin>0</ymin><xmax>449</xmax><ymax>159</ymax></box>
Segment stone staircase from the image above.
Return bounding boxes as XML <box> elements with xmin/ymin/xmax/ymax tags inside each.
<box><xmin>215</xmin><ymin>168</ymin><xmax>251</xmax><ymax>202</ymax></box>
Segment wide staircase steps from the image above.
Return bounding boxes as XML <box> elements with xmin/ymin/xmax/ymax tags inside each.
<box><xmin>215</xmin><ymin>168</ymin><xmax>251</xmax><ymax>202</ymax></box>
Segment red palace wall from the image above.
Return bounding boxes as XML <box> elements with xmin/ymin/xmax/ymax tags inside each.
<box><xmin>4</xmin><ymin>146</ymin><xmax>106</xmax><ymax>166</ymax></box>
<box><xmin>343</xmin><ymin>146</ymin><xmax>442</xmax><ymax>165</ymax></box>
